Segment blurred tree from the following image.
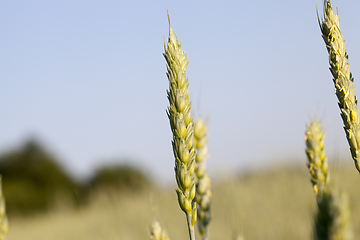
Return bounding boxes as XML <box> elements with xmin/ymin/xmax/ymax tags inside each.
<box><xmin>0</xmin><ymin>139</ymin><xmax>81</xmax><ymax>215</ymax></box>
<box><xmin>90</xmin><ymin>164</ymin><xmax>152</xmax><ymax>192</ymax></box>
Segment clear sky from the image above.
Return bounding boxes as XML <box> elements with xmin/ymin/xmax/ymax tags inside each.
<box><xmin>1</xmin><ymin>0</ymin><xmax>360</xmax><ymax>183</ymax></box>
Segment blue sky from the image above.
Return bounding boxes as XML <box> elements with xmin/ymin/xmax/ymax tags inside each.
<box><xmin>1</xmin><ymin>0</ymin><xmax>360</xmax><ymax>183</ymax></box>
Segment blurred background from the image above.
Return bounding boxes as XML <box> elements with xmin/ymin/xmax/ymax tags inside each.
<box><xmin>1</xmin><ymin>0</ymin><xmax>360</xmax><ymax>239</ymax></box>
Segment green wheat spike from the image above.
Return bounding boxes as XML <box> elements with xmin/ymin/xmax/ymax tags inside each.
<box><xmin>318</xmin><ymin>0</ymin><xmax>360</xmax><ymax>173</ymax></box>
<box><xmin>164</xmin><ymin>12</ymin><xmax>197</xmax><ymax>240</ymax></box>
<box><xmin>305</xmin><ymin>120</ymin><xmax>329</xmax><ymax>197</ymax></box>
<box><xmin>150</xmin><ymin>220</ymin><xmax>171</xmax><ymax>240</ymax></box>
<box><xmin>305</xmin><ymin>119</ymin><xmax>352</xmax><ymax>240</ymax></box>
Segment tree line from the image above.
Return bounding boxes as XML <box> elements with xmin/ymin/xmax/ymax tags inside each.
<box><xmin>0</xmin><ymin>139</ymin><xmax>153</xmax><ymax>215</ymax></box>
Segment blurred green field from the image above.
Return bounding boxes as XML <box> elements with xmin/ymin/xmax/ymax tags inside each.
<box><xmin>6</xmin><ymin>164</ymin><xmax>360</xmax><ymax>240</ymax></box>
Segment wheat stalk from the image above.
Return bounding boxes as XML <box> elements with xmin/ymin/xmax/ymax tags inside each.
<box><xmin>305</xmin><ymin>120</ymin><xmax>329</xmax><ymax>196</ymax></box>
<box><xmin>0</xmin><ymin>177</ymin><xmax>8</xmax><ymax>240</ymax></box>
<box><xmin>194</xmin><ymin>118</ymin><xmax>212</xmax><ymax>240</ymax></box>
<box><xmin>314</xmin><ymin>190</ymin><xmax>352</xmax><ymax>240</ymax></box>
<box><xmin>150</xmin><ymin>220</ymin><xmax>170</xmax><ymax>240</ymax></box>
<box><xmin>164</xmin><ymin>13</ymin><xmax>197</xmax><ymax>240</ymax></box>
<box><xmin>318</xmin><ymin>0</ymin><xmax>360</xmax><ymax>172</ymax></box>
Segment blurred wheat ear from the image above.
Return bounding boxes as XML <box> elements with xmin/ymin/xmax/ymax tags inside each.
<box><xmin>150</xmin><ymin>220</ymin><xmax>170</xmax><ymax>240</ymax></box>
<box><xmin>318</xmin><ymin>0</ymin><xmax>360</xmax><ymax>173</ymax></box>
<box><xmin>305</xmin><ymin>119</ymin><xmax>352</xmax><ymax>240</ymax></box>
<box><xmin>305</xmin><ymin>120</ymin><xmax>329</xmax><ymax>197</ymax></box>
<box><xmin>194</xmin><ymin>118</ymin><xmax>212</xmax><ymax>240</ymax></box>
<box><xmin>0</xmin><ymin>177</ymin><xmax>8</xmax><ymax>240</ymax></box>
<box><xmin>164</xmin><ymin>12</ymin><xmax>197</xmax><ymax>240</ymax></box>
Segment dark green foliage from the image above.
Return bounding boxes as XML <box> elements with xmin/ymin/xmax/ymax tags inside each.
<box><xmin>0</xmin><ymin>139</ymin><xmax>81</xmax><ymax>215</ymax></box>
<box><xmin>0</xmin><ymin>139</ymin><xmax>153</xmax><ymax>215</ymax></box>
<box><xmin>90</xmin><ymin>164</ymin><xmax>151</xmax><ymax>192</ymax></box>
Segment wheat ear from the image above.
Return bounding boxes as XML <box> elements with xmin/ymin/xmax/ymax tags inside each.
<box><xmin>305</xmin><ymin>120</ymin><xmax>352</xmax><ymax>240</ymax></box>
<box><xmin>164</xmin><ymin>13</ymin><xmax>197</xmax><ymax>240</ymax></box>
<box><xmin>194</xmin><ymin>118</ymin><xmax>212</xmax><ymax>240</ymax></box>
<box><xmin>0</xmin><ymin>177</ymin><xmax>8</xmax><ymax>240</ymax></box>
<box><xmin>318</xmin><ymin>0</ymin><xmax>360</xmax><ymax>172</ymax></box>
<box><xmin>150</xmin><ymin>220</ymin><xmax>170</xmax><ymax>240</ymax></box>
<box><xmin>305</xmin><ymin>120</ymin><xmax>329</xmax><ymax>196</ymax></box>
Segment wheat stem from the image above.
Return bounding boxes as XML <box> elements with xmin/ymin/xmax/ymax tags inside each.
<box><xmin>164</xmin><ymin>12</ymin><xmax>196</xmax><ymax>240</ymax></box>
<box><xmin>318</xmin><ymin>0</ymin><xmax>360</xmax><ymax>172</ymax></box>
<box><xmin>186</xmin><ymin>214</ymin><xmax>196</xmax><ymax>240</ymax></box>
<box><xmin>314</xmin><ymin>190</ymin><xmax>352</xmax><ymax>240</ymax></box>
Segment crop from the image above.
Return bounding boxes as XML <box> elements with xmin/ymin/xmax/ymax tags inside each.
<box><xmin>151</xmin><ymin>1</ymin><xmax>360</xmax><ymax>239</ymax></box>
<box><xmin>159</xmin><ymin>11</ymin><xmax>215</xmax><ymax>240</ymax></box>
<box><xmin>300</xmin><ymin>0</ymin><xmax>360</xmax><ymax>238</ymax></box>
<box><xmin>150</xmin><ymin>220</ymin><xmax>170</xmax><ymax>240</ymax></box>
<box><xmin>305</xmin><ymin>120</ymin><xmax>329</xmax><ymax>197</ymax></box>
<box><xmin>299</xmin><ymin>0</ymin><xmax>360</xmax><ymax>238</ymax></box>
<box><xmin>164</xmin><ymin>13</ymin><xmax>197</xmax><ymax>240</ymax></box>
<box><xmin>3</xmin><ymin>1</ymin><xmax>360</xmax><ymax>240</ymax></box>
<box><xmin>305</xmin><ymin>120</ymin><xmax>351</xmax><ymax>240</ymax></box>
<box><xmin>194</xmin><ymin>118</ymin><xmax>212</xmax><ymax>240</ymax></box>
<box><xmin>318</xmin><ymin>0</ymin><xmax>360</xmax><ymax>172</ymax></box>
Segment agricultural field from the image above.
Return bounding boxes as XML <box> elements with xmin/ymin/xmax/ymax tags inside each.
<box><xmin>2</xmin><ymin>1</ymin><xmax>360</xmax><ymax>240</ymax></box>
<box><xmin>6</xmin><ymin>164</ymin><xmax>360</xmax><ymax>240</ymax></box>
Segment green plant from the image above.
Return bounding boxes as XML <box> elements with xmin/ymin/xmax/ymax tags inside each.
<box><xmin>305</xmin><ymin>119</ymin><xmax>351</xmax><ymax>240</ymax></box>
<box><xmin>305</xmin><ymin>120</ymin><xmax>329</xmax><ymax>197</ymax></box>
<box><xmin>318</xmin><ymin>0</ymin><xmax>360</xmax><ymax>172</ymax></box>
<box><xmin>194</xmin><ymin>118</ymin><xmax>212</xmax><ymax>240</ymax></box>
<box><xmin>157</xmin><ymin>12</ymin><xmax>216</xmax><ymax>240</ymax></box>
<box><xmin>309</xmin><ymin>0</ymin><xmax>360</xmax><ymax>238</ymax></box>
<box><xmin>164</xmin><ymin>13</ymin><xmax>197</xmax><ymax>240</ymax></box>
<box><xmin>150</xmin><ymin>220</ymin><xmax>170</xmax><ymax>240</ymax></box>
<box><xmin>314</xmin><ymin>190</ymin><xmax>351</xmax><ymax>240</ymax></box>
